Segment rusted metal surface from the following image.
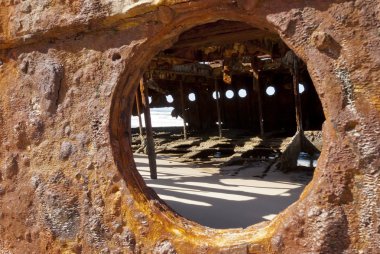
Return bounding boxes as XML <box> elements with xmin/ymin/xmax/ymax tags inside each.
<box><xmin>0</xmin><ymin>1</ymin><xmax>379</xmax><ymax>253</ymax></box>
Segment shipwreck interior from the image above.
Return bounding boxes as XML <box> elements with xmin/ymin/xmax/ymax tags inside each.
<box><xmin>130</xmin><ymin>20</ymin><xmax>325</xmax><ymax>229</ymax></box>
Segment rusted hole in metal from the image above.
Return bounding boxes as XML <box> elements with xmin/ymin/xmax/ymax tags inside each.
<box><xmin>125</xmin><ymin>19</ymin><xmax>325</xmax><ymax>230</ymax></box>
<box><xmin>111</xmin><ymin>16</ymin><xmax>326</xmax><ymax>246</ymax></box>
<box><xmin>112</xmin><ymin>52</ymin><xmax>121</xmax><ymax>61</ymax></box>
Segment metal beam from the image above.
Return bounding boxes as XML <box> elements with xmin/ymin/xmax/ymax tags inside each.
<box><xmin>214</xmin><ymin>79</ymin><xmax>222</xmax><ymax>138</ymax></box>
<box><xmin>135</xmin><ymin>92</ymin><xmax>144</xmax><ymax>140</ymax></box>
<box><xmin>292</xmin><ymin>59</ymin><xmax>303</xmax><ymax>132</ymax></box>
<box><xmin>252</xmin><ymin>70</ymin><xmax>265</xmax><ymax>137</ymax></box>
<box><xmin>140</xmin><ymin>78</ymin><xmax>157</xmax><ymax>179</ymax></box>
<box><xmin>171</xmin><ymin>29</ymin><xmax>278</xmax><ymax>49</ymax></box>
<box><xmin>180</xmin><ymin>80</ymin><xmax>188</xmax><ymax>139</ymax></box>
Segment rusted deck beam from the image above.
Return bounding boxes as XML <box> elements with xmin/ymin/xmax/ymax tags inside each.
<box><xmin>171</xmin><ymin>29</ymin><xmax>278</xmax><ymax>49</ymax></box>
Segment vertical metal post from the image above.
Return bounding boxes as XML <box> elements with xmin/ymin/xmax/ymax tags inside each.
<box><xmin>140</xmin><ymin>78</ymin><xmax>157</xmax><ymax>179</ymax></box>
<box><xmin>292</xmin><ymin>59</ymin><xmax>303</xmax><ymax>133</ymax></box>
<box><xmin>135</xmin><ymin>92</ymin><xmax>144</xmax><ymax>139</ymax></box>
<box><xmin>180</xmin><ymin>80</ymin><xmax>188</xmax><ymax>139</ymax></box>
<box><xmin>253</xmin><ymin>70</ymin><xmax>264</xmax><ymax>137</ymax></box>
<box><xmin>196</xmin><ymin>89</ymin><xmax>202</xmax><ymax>131</ymax></box>
<box><xmin>214</xmin><ymin>79</ymin><xmax>222</xmax><ymax>138</ymax></box>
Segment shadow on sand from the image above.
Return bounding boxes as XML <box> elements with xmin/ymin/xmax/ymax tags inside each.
<box><xmin>134</xmin><ymin>154</ymin><xmax>312</xmax><ymax>229</ymax></box>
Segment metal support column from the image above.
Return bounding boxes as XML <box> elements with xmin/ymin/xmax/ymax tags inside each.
<box><xmin>180</xmin><ymin>80</ymin><xmax>188</xmax><ymax>139</ymax></box>
<box><xmin>135</xmin><ymin>92</ymin><xmax>144</xmax><ymax>140</ymax></box>
<box><xmin>214</xmin><ymin>79</ymin><xmax>222</xmax><ymax>138</ymax></box>
<box><xmin>253</xmin><ymin>70</ymin><xmax>264</xmax><ymax>137</ymax></box>
<box><xmin>140</xmin><ymin>78</ymin><xmax>157</xmax><ymax>179</ymax></box>
<box><xmin>292</xmin><ymin>59</ymin><xmax>303</xmax><ymax>133</ymax></box>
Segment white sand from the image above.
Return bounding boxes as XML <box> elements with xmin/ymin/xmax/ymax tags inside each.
<box><xmin>134</xmin><ymin>154</ymin><xmax>310</xmax><ymax>229</ymax></box>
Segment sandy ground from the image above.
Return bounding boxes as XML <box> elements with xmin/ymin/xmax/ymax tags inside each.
<box><xmin>134</xmin><ymin>154</ymin><xmax>312</xmax><ymax>229</ymax></box>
